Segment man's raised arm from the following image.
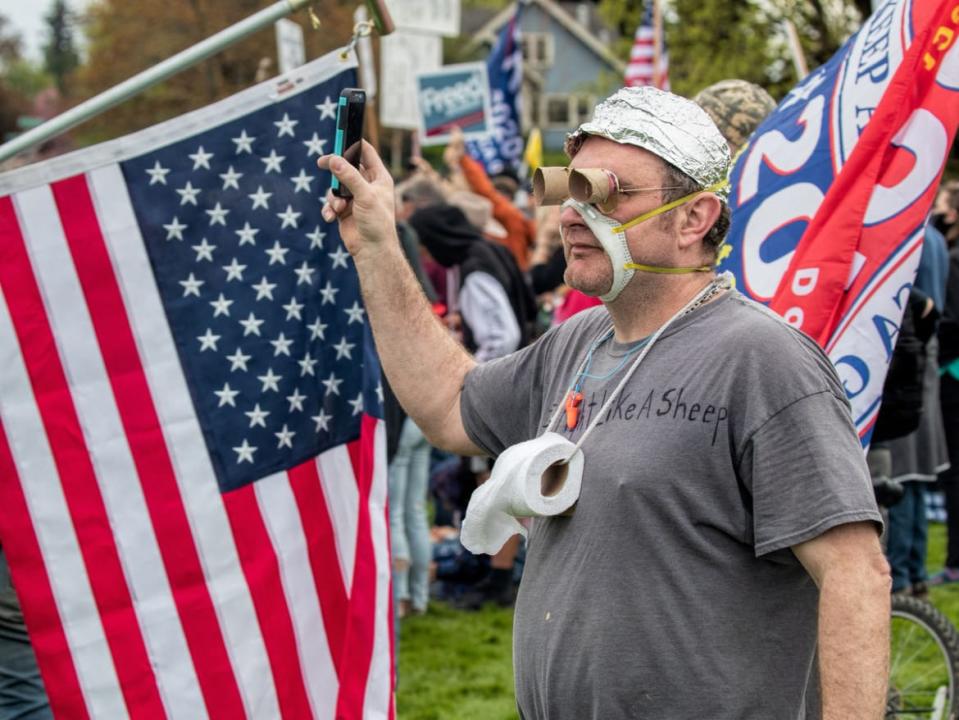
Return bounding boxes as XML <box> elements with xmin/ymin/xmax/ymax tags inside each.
<box><xmin>318</xmin><ymin>142</ymin><xmax>481</xmax><ymax>455</ymax></box>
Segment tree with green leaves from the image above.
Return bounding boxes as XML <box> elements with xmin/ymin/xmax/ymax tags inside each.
<box><xmin>666</xmin><ymin>0</ymin><xmax>795</xmax><ymax>98</ymax></box>
<box><xmin>0</xmin><ymin>13</ymin><xmax>22</xmax><ymax>66</ymax></box>
<box><xmin>43</xmin><ymin>0</ymin><xmax>80</xmax><ymax>96</ymax></box>
<box><xmin>0</xmin><ymin>14</ymin><xmax>32</xmax><ymax>147</ymax></box>
<box><xmin>75</xmin><ymin>0</ymin><xmax>358</xmax><ymax>144</ymax></box>
<box><xmin>598</xmin><ymin>0</ymin><xmax>868</xmax><ymax>99</ymax></box>
<box><xmin>774</xmin><ymin>0</ymin><xmax>862</xmax><ymax>68</ymax></box>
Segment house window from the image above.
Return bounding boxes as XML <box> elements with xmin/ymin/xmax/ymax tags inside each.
<box><xmin>541</xmin><ymin>94</ymin><xmax>595</xmax><ymax>129</ymax></box>
<box><xmin>545</xmin><ymin>95</ymin><xmax>570</xmax><ymax>126</ymax></box>
<box><xmin>576</xmin><ymin>96</ymin><xmax>592</xmax><ymax>123</ymax></box>
<box><xmin>522</xmin><ymin>33</ymin><xmax>555</xmax><ymax>69</ymax></box>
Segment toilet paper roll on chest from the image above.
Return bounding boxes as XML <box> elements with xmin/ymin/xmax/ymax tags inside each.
<box><xmin>460</xmin><ymin>432</ymin><xmax>584</xmax><ymax>556</ymax></box>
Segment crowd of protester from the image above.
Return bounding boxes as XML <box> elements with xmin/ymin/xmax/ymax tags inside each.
<box><xmin>2</xmin><ymin>77</ymin><xmax>959</xmax><ymax>715</ymax></box>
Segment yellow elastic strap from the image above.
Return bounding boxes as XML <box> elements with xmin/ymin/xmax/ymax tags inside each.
<box><xmin>623</xmin><ymin>262</ymin><xmax>713</xmax><ymax>274</ymax></box>
<box><xmin>611</xmin><ymin>180</ymin><xmax>729</xmax><ymax>234</ymax></box>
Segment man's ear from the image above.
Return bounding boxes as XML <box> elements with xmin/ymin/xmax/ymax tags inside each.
<box><xmin>676</xmin><ymin>193</ymin><xmax>721</xmax><ymax>251</ymax></box>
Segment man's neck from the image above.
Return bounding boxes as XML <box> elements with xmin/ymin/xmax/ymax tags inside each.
<box><xmin>604</xmin><ymin>272</ymin><xmax>718</xmax><ymax>343</ymax></box>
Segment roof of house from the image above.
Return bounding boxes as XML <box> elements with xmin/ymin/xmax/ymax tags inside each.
<box><xmin>466</xmin><ymin>0</ymin><xmax>625</xmax><ymax>74</ymax></box>
<box><xmin>555</xmin><ymin>2</ymin><xmax>616</xmax><ymax>39</ymax></box>
<box><xmin>461</xmin><ymin>6</ymin><xmax>500</xmax><ymax>36</ymax></box>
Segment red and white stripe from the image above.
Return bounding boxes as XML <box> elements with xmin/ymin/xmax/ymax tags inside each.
<box><xmin>0</xmin><ymin>165</ymin><xmax>393</xmax><ymax>718</ymax></box>
<box><xmin>624</xmin><ymin>12</ymin><xmax>669</xmax><ymax>90</ymax></box>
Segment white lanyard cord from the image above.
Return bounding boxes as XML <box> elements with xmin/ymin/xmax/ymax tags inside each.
<box><xmin>546</xmin><ymin>273</ymin><xmax>732</xmax><ymax>451</ymax></box>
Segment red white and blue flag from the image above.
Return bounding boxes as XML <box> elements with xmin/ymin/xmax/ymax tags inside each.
<box><xmin>0</xmin><ymin>50</ymin><xmax>393</xmax><ymax>718</ymax></box>
<box><xmin>624</xmin><ymin>0</ymin><xmax>669</xmax><ymax>90</ymax></box>
<box><xmin>719</xmin><ymin>0</ymin><xmax>959</xmax><ymax>444</ymax></box>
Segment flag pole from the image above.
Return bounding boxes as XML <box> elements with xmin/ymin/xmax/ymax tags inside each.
<box><xmin>0</xmin><ymin>0</ymin><xmax>314</xmax><ymax>164</ymax></box>
<box><xmin>652</xmin><ymin>0</ymin><xmax>663</xmax><ymax>89</ymax></box>
<box><xmin>352</xmin><ymin>5</ymin><xmax>381</xmax><ymax>152</ymax></box>
<box><xmin>784</xmin><ymin>20</ymin><xmax>810</xmax><ymax>80</ymax></box>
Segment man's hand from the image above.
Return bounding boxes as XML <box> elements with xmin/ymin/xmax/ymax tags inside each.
<box><xmin>318</xmin><ymin>140</ymin><xmax>396</xmax><ymax>261</ymax></box>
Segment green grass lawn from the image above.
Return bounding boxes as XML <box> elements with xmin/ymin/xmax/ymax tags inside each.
<box><xmin>925</xmin><ymin>522</ymin><xmax>959</xmax><ymax>619</ymax></box>
<box><xmin>397</xmin><ymin>602</ymin><xmax>517</xmax><ymax>720</ymax></box>
<box><xmin>397</xmin><ymin>523</ymin><xmax>959</xmax><ymax>720</ymax></box>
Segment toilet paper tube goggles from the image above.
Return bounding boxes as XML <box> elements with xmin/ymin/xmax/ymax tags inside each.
<box><xmin>532</xmin><ymin>166</ymin><xmax>684</xmax><ymax>214</ymax></box>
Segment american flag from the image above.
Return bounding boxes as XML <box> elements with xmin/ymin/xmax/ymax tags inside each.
<box><xmin>0</xmin><ymin>51</ymin><xmax>393</xmax><ymax>719</ymax></box>
<box><xmin>624</xmin><ymin>0</ymin><xmax>669</xmax><ymax>90</ymax></box>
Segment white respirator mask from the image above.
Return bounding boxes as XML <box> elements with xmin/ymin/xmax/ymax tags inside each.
<box><xmin>561</xmin><ymin>187</ymin><xmax>724</xmax><ymax>303</ymax></box>
<box><xmin>562</xmin><ymin>200</ymin><xmax>635</xmax><ymax>303</ymax></box>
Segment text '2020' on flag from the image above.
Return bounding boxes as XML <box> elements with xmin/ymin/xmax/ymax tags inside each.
<box><xmin>0</xmin><ymin>49</ymin><xmax>393</xmax><ymax>719</ymax></box>
<box><xmin>467</xmin><ymin>6</ymin><xmax>524</xmax><ymax>176</ymax></box>
<box><xmin>719</xmin><ymin>0</ymin><xmax>959</xmax><ymax>444</ymax></box>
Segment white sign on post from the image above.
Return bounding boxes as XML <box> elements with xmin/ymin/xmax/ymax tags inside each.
<box><xmin>274</xmin><ymin>19</ymin><xmax>305</xmax><ymax>76</ymax></box>
<box><xmin>379</xmin><ymin>31</ymin><xmax>443</xmax><ymax>130</ymax></box>
<box><xmin>384</xmin><ymin>0</ymin><xmax>461</xmax><ymax>38</ymax></box>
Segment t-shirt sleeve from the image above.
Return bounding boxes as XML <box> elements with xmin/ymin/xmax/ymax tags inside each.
<box><xmin>737</xmin><ymin>389</ymin><xmax>882</xmax><ymax>557</ymax></box>
<box><xmin>460</xmin><ymin>328</ymin><xmax>559</xmax><ymax>457</ymax></box>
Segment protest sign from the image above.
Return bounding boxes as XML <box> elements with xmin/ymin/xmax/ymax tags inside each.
<box><xmin>416</xmin><ymin>62</ymin><xmax>492</xmax><ymax>146</ymax></box>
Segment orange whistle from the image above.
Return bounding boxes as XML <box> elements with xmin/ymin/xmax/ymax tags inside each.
<box><xmin>565</xmin><ymin>391</ymin><xmax>584</xmax><ymax>430</ymax></box>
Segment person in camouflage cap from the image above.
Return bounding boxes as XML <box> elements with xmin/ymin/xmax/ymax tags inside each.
<box><xmin>694</xmin><ymin>79</ymin><xmax>777</xmax><ymax>154</ymax></box>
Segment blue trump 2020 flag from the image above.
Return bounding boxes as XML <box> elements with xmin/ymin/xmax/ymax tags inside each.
<box><xmin>467</xmin><ymin>7</ymin><xmax>524</xmax><ymax>175</ymax></box>
<box><xmin>718</xmin><ymin>0</ymin><xmax>959</xmax><ymax>445</ymax></box>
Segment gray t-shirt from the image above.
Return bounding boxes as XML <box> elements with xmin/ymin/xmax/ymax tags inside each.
<box><xmin>460</xmin><ymin>291</ymin><xmax>881</xmax><ymax>720</ymax></box>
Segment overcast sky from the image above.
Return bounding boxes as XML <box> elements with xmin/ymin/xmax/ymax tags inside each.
<box><xmin>1</xmin><ymin>0</ymin><xmax>92</xmax><ymax>62</ymax></box>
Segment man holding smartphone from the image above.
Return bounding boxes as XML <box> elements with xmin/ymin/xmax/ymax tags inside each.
<box><xmin>317</xmin><ymin>87</ymin><xmax>890</xmax><ymax>719</ymax></box>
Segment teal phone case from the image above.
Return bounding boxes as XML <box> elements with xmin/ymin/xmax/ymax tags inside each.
<box><xmin>330</xmin><ymin>96</ymin><xmax>348</xmax><ymax>192</ymax></box>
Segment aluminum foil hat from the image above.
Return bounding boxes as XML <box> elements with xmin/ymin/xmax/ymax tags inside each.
<box><xmin>565</xmin><ymin>86</ymin><xmax>731</xmax><ymax>200</ymax></box>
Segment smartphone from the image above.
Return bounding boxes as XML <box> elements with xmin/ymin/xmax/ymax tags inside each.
<box><xmin>331</xmin><ymin>88</ymin><xmax>366</xmax><ymax>199</ymax></box>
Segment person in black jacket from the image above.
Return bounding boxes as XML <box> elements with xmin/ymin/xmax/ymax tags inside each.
<box><xmin>932</xmin><ymin>193</ymin><xmax>959</xmax><ymax>584</ymax></box>
<box><xmin>408</xmin><ymin>203</ymin><xmax>535</xmax><ymax>361</ymax></box>
<box><xmin>873</xmin><ymin>273</ymin><xmax>945</xmax><ymax>597</ymax></box>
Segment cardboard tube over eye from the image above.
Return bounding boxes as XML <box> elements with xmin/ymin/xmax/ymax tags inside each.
<box><xmin>568</xmin><ymin>168</ymin><xmax>618</xmax><ymax>206</ymax></box>
<box><xmin>533</xmin><ymin>167</ymin><xmax>571</xmax><ymax>205</ymax></box>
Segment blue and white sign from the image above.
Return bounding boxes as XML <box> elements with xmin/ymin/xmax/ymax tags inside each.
<box><xmin>415</xmin><ymin>62</ymin><xmax>492</xmax><ymax>146</ymax></box>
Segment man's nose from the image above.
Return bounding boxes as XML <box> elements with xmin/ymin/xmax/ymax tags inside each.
<box><xmin>559</xmin><ymin>203</ymin><xmax>584</xmax><ymax>230</ymax></box>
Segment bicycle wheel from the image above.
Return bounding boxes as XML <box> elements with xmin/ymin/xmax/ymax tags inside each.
<box><xmin>889</xmin><ymin>594</ymin><xmax>959</xmax><ymax>719</ymax></box>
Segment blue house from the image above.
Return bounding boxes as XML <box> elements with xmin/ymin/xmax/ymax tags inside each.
<box><xmin>468</xmin><ymin>0</ymin><xmax>626</xmax><ymax>150</ymax></box>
